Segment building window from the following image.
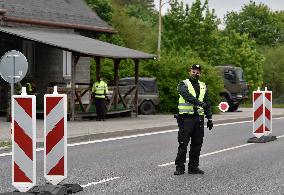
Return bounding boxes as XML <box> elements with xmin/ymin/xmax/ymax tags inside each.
<box><xmin>63</xmin><ymin>50</ymin><xmax>72</xmax><ymax>80</ymax></box>
<box><xmin>22</xmin><ymin>40</ymin><xmax>35</xmax><ymax>77</ymax></box>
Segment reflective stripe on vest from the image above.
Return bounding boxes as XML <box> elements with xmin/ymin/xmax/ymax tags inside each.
<box><xmin>178</xmin><ymin>79</ymin><xmax>206</xmax><ymax>115</ymax></box>
<box><xmin>92</xmin><ymin>81</ymin><xmax>108</xmax><ymax>98</ymax></box>
<box><xmin>26</xmin><ymin>83</ymin><xmax>32</xmax><ymax>92</ymax></box>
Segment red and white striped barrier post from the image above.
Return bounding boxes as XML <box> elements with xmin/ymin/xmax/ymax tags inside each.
<box><xmin>44</xmin><ymin>86</ymin><xmax>67</xmax><ymax>185</ymax></box>
<box><xmin>11</xmin><ymin>87</ymin><xmax>36</xmax><ymax>192</ymax></box>
<box><xmin>248</xmin><ymin>87</ymin><xmax>276</xmax><ymax>143</ymax></box>
<box><xmin>253</xmin><ymin>88</ymin><xmax>265</xmax><ymax>138</ymax></box>
<box><xmin>3</xmin><ymin>86</ymin><xmax>82</xmax><ymax>194</ymax></box>
<box><xmin>264</xmin><ymin>88</ymin><xmax>272</xmax><ymax>136</ymax></box>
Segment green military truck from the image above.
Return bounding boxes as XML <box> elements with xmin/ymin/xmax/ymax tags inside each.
<box><xmin>118</xmin><ymin>77</ymin><xmax>160</xmax><ymax>115</ymax></box>
<box><xmin>215</xmin><ymin>65</ymin><xmax>249</xmax><ymax>112</ymax></box>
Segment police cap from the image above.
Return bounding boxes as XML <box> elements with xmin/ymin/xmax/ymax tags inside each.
<box><xmin>191</xmin><ymin>64</ymin><xmax>202</xmax><ymax>71</ymax></box>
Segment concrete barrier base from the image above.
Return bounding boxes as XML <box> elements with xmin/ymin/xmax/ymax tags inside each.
<box><xmin>28</xmin><ymin>184</ymin><xmax>83</xmax><ymax>195</ymax></box>
<box><xmin>1</xmin><ymin>183</ymin><xmax>83</xmax><ymax>195</ymax></box>
<box><xmin>0</xmin><ymin>192</ymin><xmax>34</xmax><ymax>195</ymax></box>
<box><xmin>247</xmin><ymin>135</ymin><xmax>277</xmax><ymax>143</ymax></box>
<box><xmin>28</xmin><ymin>184</ymin><xmax>67</xmax><ymax>195</ymax></box>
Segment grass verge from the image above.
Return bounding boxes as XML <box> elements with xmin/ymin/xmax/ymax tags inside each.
<box><xmin>0</xmin><ymin>141</ymin><xmax>11</xmax><ymax>148</ymax></box>
<box><xmin>241</xmin><ymin>104</ymin><xmax>284</xmax><ymax>108</ymax></box>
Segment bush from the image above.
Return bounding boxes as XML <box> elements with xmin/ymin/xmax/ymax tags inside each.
<box><xmin>260</xmin><ymin>45</ymin><xmax>284</xmax><ymax>98</ymax></box>
<box><xmin>90</xmin><ymin>49</ymin><xmax>223</xmax><ymax>114</ymax></box>
<box><xmin>141</xmin><ymin>49</ymin><xmax>223</xmax><ymax>114</ymax></box>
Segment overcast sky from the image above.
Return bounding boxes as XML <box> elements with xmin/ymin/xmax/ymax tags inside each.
<box><xmin>154</xmin><ymin>0</ymin><xmax>284</xmax><ymax>20</ymax></box>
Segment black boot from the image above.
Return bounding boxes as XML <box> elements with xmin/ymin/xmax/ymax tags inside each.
<box><xmin>188</xmin><ymin>167</ymin><xmax>204</xmax><ymax>174</ymax></box>
<box><xmin>174</xmin><ymin>166</ymin><xmax>185</xmax><ymax>175</ymax></box>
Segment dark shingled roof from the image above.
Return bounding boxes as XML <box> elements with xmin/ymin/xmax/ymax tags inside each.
<box><xmin>0</xmin><ymin>0</ymin><xmax>114</xmax><ymax>32</ymax></box>
<box><xmin>0</xmin><ymin>26</ymin><xmax>155</xmax><ymax>59</ymax></box>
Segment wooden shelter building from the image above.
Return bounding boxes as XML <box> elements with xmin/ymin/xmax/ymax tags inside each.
<box><xmin>0</xmin><ymin>0</ymin><xmax>155</xmax><ymax>120</ymax></box>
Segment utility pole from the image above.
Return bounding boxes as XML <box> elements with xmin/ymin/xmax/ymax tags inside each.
<box><xmin>157</xmin><ymin>0</ymin><xmax>174</xmax><ymax>60</ymax></box>
<box><xmin>157</xmin><ymin>0</ymin><xmax>162</xmax><ymax>60</ymax></box>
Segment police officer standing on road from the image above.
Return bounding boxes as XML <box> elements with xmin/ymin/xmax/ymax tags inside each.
<box><xmin>92</xmin><ymin>74</ymin><xmax>109</xmax><ymax>121</ymax></box>
<box><xmin>174</xmin><ymin>64</ymin><xmax>213</xmax><ymax>175</ymax></box>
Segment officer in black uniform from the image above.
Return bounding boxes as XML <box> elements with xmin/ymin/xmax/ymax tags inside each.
<box><xmin>174</xmin><ymin>64</ymin><xmax>213</xmax><ymax>175</ymax></box>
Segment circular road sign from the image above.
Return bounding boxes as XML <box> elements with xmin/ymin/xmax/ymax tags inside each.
<box><xmin>218</xmin><ymin>102</ymin><xmax>229</xmax><ymax>112</ymax></box>
<box><xmin>0</xmin><ymin>50</ymin><xmax>28</xmax><ymax>84</ymax></box>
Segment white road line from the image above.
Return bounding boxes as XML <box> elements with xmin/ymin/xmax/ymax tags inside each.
<box><xmin>158</xmin><ymin>134</ymin><xmax>284</xmax><ymax>167</ymax></box>
<box><xmin>81</xmin><ymin>177</ymin><xmax>120</xmax><ymax>188</ymax></box>
<box><xmin>68</xmin><ymin>129</ymin><xmax>179</xmax><ymax>147</ymax></box>
<box><xmin>0</xmin><ymin>152</ymin><xmax>11</xmax><ymax>157</ymax></box>
<box><xmin>67</xmin><ymin>117</ymin><xmax>284</xmax><ymax>147</ymax></box>
<box><xmin>0</xmin><ymin>147</ymin><xmax>43</xmax><ymax>157</ymax></box>
<box><xmin>0</xmin><ymin>117</ymin><xmax>283</xmax><ymax>158</ymax></box>
<box><xmin>277</xmin><ymin>134</ymin><xmax>284</xmax><ymax>138</ymax></box>
<box><xmin>0</xmin><ymin>146</ymin><xmax>10</xmax><ymax>150</ymax></box>
<box><xmin>67</xmin><ymin>120</ymin><xmax>254</xmax><ymax>147</ymax></box>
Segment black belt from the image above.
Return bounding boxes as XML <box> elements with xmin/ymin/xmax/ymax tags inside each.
<box><xmin>180</xmin><ymin>113</ymin><xmax>201</xmax><ymax>118</ymax></box>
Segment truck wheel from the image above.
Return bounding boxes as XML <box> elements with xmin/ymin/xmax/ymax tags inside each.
<box><xmin>139</xmin><ymin>100</ymin><xmax>155</xmax><ymax>115</ymax></box>
<box><xmin>222</xmin><ymin>96</ymin><xmax>236</xmax><ymax>112</ymax></box>
<box><xmin>228</xmin><ymin>104</ymin><xmax>239</xmax><ymax>112</ymax></box>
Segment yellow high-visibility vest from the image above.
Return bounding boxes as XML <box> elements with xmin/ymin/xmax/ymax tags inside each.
<box><xmin>92</xmin><ymin>81</ymin><xmax>108</xmax><ymax>98</ymax></box>
<box><xmin>26</xmin><ymin>83</ymin><xmax>32</xmax><ymax>92</ymax></box>
<box><xmin>178</xmin><ymin>79</ymin><xmax>206</xmax><ymax>115</ymax></box>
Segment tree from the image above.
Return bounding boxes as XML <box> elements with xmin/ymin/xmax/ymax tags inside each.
<box><xmin>163</xmin><ymin>0</ymin><xmax>220</xmax><ymax>59</ymax></box>
<box><xmin>162</xmin><ymin>0</ymin><xmax>264</xmax><ymax>91</ymax></box>
<box><xmin>114</xmin><ymin>0</ymin><xmax>155</xmax><ymax>10</ymax></box>
<box><xmin>111</xmin><ymin>1</ymin><xmax>158</xmax><ymax>52</ymax></box>
<box><xmin>260</xmin><ymin>46</ymin><xmax>284</xmax><ymax>99</ymax></box>
<box><xmin>218</xmin><ymin>31</ymin><xmax>264</xmax><ymax>91</ymax></box>
<box><xmin>140</xmin><ymin>49</ymin><xmax>223</xmax><ymax>113</ymax></box>
<box><xmin>162</xmin><ymin>0</ymin><xmax>188</xmax><ymax>51</ymax></box>
<box><xmin>273</xmin><ymin>11</ymin><xmax>284</xmax><ymax>44</ymax></box>
<box><xmin>85</xmin><ymin>0</ymin><xmax>113</xmax><ymax>22</ymax></box>
<box><xmin>87</xmin><ymin>0</ymin><xmax>265</xmax><ymax>112</ymax></box>
<box><xmin>126</xmin><ymin>4</ymin><xmax>157</xmax><ymax>25</ymax></box>
<box><xmin>224</xmin><ymin>1</ymin><xmax>283</xmax><ymax>45</ymax></box>
<box><xmin>85</xmin><ymin>0</ymin><xmax>125</xmax><ymax>46</ymax></box>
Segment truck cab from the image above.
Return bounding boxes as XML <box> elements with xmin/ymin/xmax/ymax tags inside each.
<box><xmin>216</xmin><ymin>65</ymin><xmax>249</xmax><ymax>112</ymax></box>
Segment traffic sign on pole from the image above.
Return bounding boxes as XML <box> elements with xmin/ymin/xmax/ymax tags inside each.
<box><xmin>12</xmin><ymin>87</ymin><xmax>36</xmax><ymax>192</ymax></box>
<box><xmin>44</xmin><ymin>86</ymin><xmax>67</xmax><ymax>185</ymax></box>
<box><xmin>0</xmin><ymin>50</ymin><xmax>28</xmax><ymax>84</ymax></box>
<box><xmin>0</xmin><ymin>50</ymin><xmax>28</xmax><ymax>121</ymax></box>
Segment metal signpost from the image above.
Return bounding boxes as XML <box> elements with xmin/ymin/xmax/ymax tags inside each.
<box><xmin>0</xmin><ymin>50</ymin><xmax>28</xmax><ymax>120</ymax></box>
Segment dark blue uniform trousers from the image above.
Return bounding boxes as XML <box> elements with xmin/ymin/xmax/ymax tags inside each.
<box><xmin>175</xmin><ymin>115</ymin><xmax>204</xmax><ymax>169</ymax></box>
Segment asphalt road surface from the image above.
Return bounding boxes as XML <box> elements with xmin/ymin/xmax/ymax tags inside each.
<box><xmin>1</xmin><ymin>118</ymin><xmax>284</xmax><ymax>194</ymax></box>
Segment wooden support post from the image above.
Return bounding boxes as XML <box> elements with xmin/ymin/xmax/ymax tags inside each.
<box><xmin>134</xmin><ymin>59</ymin><xmax>139</xmax><ymax>117</ymax></box>
<box><xmin>95</xmin><ymin>57</ymin><xmax>101</xmax><ymax>80</ymax></box>
<box><xmin>113</xmin><ymin>59</ymin><xmax>120</xmax><ymax>109</ymax></box>
<box><xmin>70</xmin><ymin>54</ymin><xmax>80</xmax><ymax>121</ymax></box>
